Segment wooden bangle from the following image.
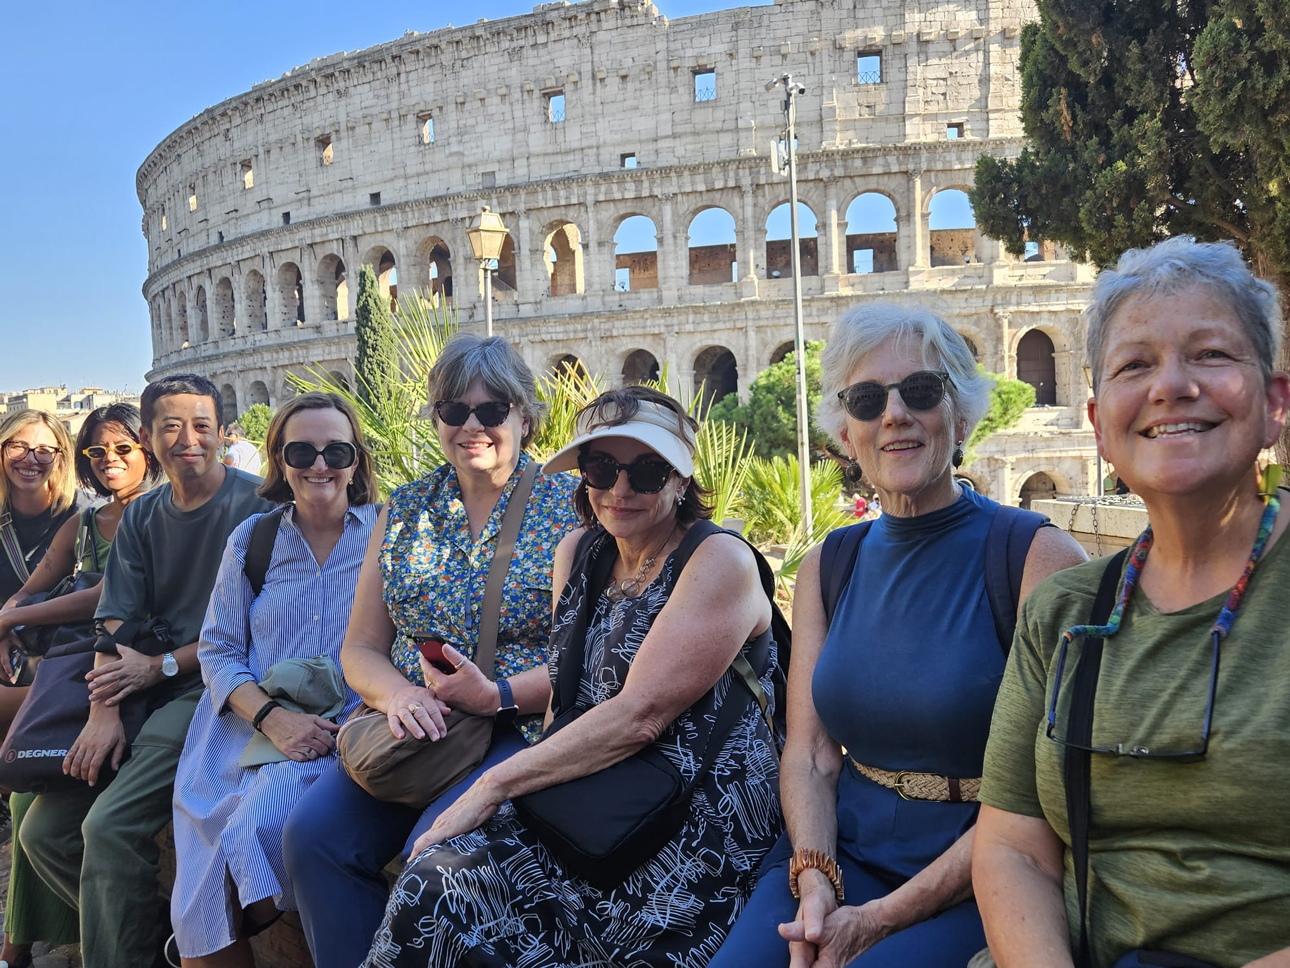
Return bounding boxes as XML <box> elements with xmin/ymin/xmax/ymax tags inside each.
<box><xmin>788</xmin><ymin>847</ymin><xmax>844</xmax><ymax>903</ymax></box>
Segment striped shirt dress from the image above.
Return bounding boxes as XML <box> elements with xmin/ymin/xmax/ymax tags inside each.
<box><xmin>170</xmin><ymin>503</ymin><xmax>377</xmax><ymax>958</ymax></box>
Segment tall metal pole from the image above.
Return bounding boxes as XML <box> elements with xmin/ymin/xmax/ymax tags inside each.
<box><xmin>483</xmin><ymin>262</ymin><xmax>494</xmax><ymax>338</ymax></box>
<box><xmin>781</xmin><ymin>76</ymin><xmax>813</xmax><ymax>531</ymax></box>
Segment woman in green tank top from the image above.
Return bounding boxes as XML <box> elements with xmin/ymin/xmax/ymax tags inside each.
<box><xmin>0</xmin><ymin>403</ymin><xmax>158</xmax><ymax>968</ymax></box>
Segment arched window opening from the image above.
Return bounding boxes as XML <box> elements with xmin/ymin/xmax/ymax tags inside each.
<box><xmin>928</xmin><ymin>189</ymin><xmax>978</xmax><ymax>266</ymax></box>
<box><xmin>694</xmin><ymin>345</ymin><xmax>738</xmax><ymax>411</ymax></box>
<box><xmin>317</xmin><ymin>255</ymin><xmax>349</xmax><ymax>321</ymax></box>
<box><xmin>545</xmin><ymin>223</ymin><xmax>585</xmax><ymax>296</ymax></box>
<box><xmin>764</xmin><ymin>202</ymin><xmax>818</xmax><ymax>278</ymax></box>
<box><xmin>427</xmin><ymin>243</ymin><xmax>453</xmax><ymax>302</ymax></box>
<box><xmin>1018</xmin><ymin>472</ymin><xmax>1058</xmax><ymax>510</ymax></box>
<box><xmin>329</xmin><ymin>370</ymin><xmax>351</xmax><ymax>392</ymax></box>
<box><xmin>248</xmin><ymin>381</ymin><xmax>270</xmax><ymax>408</ymax></box>
<box><xmin>220</xmin><ymin>385</ymin><xmax>238</xmax><ymax>427</ymax></box>
<box><xmin>495</xmin><ymin>234</ymin><xmax>517</xmax><ymax>293</ymax></box>
<box><xmin>845</xmin><ymin>193</ymin><xmax>898</xmax><ymax>273</ymax></box>
<box><xmin>195</xmin><ymin>286</ymin><xmax>210</xmax><ymax>342</ymax></box>
<box><xmin>687</xmin><ymin>208</ymin><xmax>737</xmax><ymax>285</ymax></box>
<box><xmin>1017</xmin><ymin>329</ymin><xmax>1057</xmax><ymax>406</ymax></box>
<box><xmin>769</xmin><ymin>340</ymin><xmax>797</xmax><ymax>366</ymax></box>
<box><xmin>243</xmin><ymin>271</ymin><xmax>267</xmax><ymax>331</ymax></box>
<box><xmin>960</xmin><ymin>333</ymin><xmax>980</xmax><ymax>361</ymax></box>
<box><xmin>614</xmin><ymin>216</ymin><xmax>659</xmax><ymax>291</ymax></box>
<box><xmin>176</xmin><ymin>291</ymin><xmax>190</xmax><ymax>347</ymax></box>
<box><xmin>276</xmin><ymin>263</ymin><xmax>305</xmax><ymax>326</ymax></box>
<box><xmin>552</xmin><ymin>354</ymin><xmax>587</xmax><ymax>380</ymax></box>
<box><xmin>213</xmin><ymin>277</ymin><xmax>236</xmax><ymax>338</ymax></box>
<box><xmin>622</xmin><ymin>349</ymin><xmax>660</xmax><ymax>385</ymax></box>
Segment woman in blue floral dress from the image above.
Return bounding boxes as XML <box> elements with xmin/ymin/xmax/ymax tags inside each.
<box><xmin>282</xmin><ymin>335</ymin><xmax>579</xmax><ymax>968</ymax></box>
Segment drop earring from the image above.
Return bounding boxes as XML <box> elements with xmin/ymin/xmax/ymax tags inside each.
<box><xmin>844</xmin><ymin>460</ymin><xmax>863</xmax><ymax>484</ymax></box>
<box><xmin>952</xmin><ymin>441</ymin><xmax>964</xmax><ymax>468</ymax></box>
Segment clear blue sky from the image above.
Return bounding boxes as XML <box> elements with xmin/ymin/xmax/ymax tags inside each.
<box><xmin>0</xmin><ymin>0</ymin><xmax>974</xmax><ymax>394</ymax></box>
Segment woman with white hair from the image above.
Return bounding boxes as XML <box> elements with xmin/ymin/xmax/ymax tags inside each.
<box><xmin>975</xmin><ymin>238</ymin><xmax>1290</xmax><ymax>968</ymax></box>
<box><xmin>711</xmin><ymin>303</ymin><xmax>1085</xmax><ymax>968</ymax></box>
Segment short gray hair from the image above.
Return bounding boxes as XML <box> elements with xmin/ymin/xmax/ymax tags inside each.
<box><xmin>1086</xmin><ymin>236</ymin><xmax>1283</xmax><ymax>391</ymax></box>
<box><xmin>427</xmin><ymin>334</ymin><xmax>546</xmax><ymax>447</ymax></box>
<box><xmin>817</xmin><ymin>303</ymin><xmax>992</xmax><ymax>445</ymax></box>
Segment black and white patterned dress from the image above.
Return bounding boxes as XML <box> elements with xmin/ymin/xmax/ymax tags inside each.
<box><xmin>363</xmin><ymin>528</ymin><xmax>783</xmax><ymax>968</ymax></box>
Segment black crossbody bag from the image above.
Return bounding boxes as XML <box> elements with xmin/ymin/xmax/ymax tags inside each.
<box><xmin>512</xmin><ymin>521</ymin><xmax>785</xmax><ymax>890</ymax></box>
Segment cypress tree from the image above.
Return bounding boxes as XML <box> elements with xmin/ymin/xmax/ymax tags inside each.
<box><xmin>354</xmin><ymin>263</ymin><xmax>399</xmax><ymax>413</ymax></box>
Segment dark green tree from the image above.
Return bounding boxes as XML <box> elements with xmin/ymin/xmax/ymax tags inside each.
<box><xmin>708</xmin><ymin>342</ymin><xmax>827</xmax><ymax>460</ymax></box>
<box><xmin>970</xmin><ymin>0</ymin><xmax>1290</xmax><ymax>291</ymax></box>
<box><xmin>354</xmin><ymin>264</ymin><xmax>400</xmax><ymax>414</ymax></box>
<box><xmin>234</xmin><ymin>403</ymin><xmax>272</xmax><ymax>445</ymax></box>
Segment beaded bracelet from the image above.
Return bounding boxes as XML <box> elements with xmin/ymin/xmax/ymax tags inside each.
<box><xmin>788</xmin><ymin>847</ymin><xmax>844</xmax><ymax>903</ymax></box>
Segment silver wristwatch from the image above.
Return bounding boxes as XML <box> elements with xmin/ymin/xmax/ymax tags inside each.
<box><xmin>161</xmin><ymin>652</ymin><xmax>179</xmax><ymax>678</ymax></box>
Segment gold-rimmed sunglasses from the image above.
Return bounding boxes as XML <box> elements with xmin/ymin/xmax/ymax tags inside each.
<box><xmin>82</xmin><ymin>442</ymin><xmax>144</xmax><ymax>460</ymax></box>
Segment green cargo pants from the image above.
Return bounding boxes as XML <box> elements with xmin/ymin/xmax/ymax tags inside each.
<box><xmin>20</xmin><ymin>686</ymin><xmax>202</xmax><ymax>968</ymax></box>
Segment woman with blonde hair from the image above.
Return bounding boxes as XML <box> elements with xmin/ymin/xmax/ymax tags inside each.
<box><xmin>169</xmin><ymin>392</ymin><xmax>380</xmax><ymax>967</ymax></box>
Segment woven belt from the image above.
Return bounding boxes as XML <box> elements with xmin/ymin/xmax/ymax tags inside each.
<box><xmin>849</xmin><ymin>757</ymin><xmax>980</xmax><ymax>803</ymax></box>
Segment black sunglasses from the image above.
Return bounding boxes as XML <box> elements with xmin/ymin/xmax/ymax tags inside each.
<box><xmin>434</xmin><ymin>400</ymin><xmax>512</xmax><ymax>427</ymax></box>
<box><xmin>578</xmin><ymin>453</ymin><xmax>674</xmax><ymax>494</ymax></box>
<box><xmin>1045</xmin><ymin>630</ymin><xmax>1219</xmax><ymax>761</ymax></box>
<box><xmin>282</xmin><ymin>440</ymin><xmax>358</xmax><ymax>470</ymax></box>
<box><xmin>838</xmin><ymin>371</ymin><xmax>950</xmax><ymax>422</ymax></box>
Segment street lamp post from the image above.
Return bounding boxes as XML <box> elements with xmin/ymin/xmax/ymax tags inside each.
<box><xmin>466</xmin><ymin>206</ymin><xmax>510</xmax><ymax>338</ymax></box>
<box><xmin>767</xmin><ymin>73</ymin><xmax>813</xmax><ymax>531</ymax></box>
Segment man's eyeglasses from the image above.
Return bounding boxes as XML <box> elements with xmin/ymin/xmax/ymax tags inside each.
<box><xmin>82</xmin><ymin>442</ymin><xmax>143</xmax><ymax>460</ymax></box>
<box><xmin>434</xmin><ymin>400</ymin><xmax>512</xmax><ymax>428</ymax></box>
<box><xmin>1046</xmin><ymin>630</ymin><xmax>1220</xmax><ymax>760</ymax></box>
<box><xmin>578</xmin><ymin>453</ymin><xmax>674</xmax><ymax>494</ymax></box>
<box><xmin>837</xmin><ymin>371</ymin><xmax>950</xmax><ymax>422</ymax></box>
<box><xmin>3</xmin><ymin>440</ymin><xmax>61</xmax><ymax>465</ymax></box>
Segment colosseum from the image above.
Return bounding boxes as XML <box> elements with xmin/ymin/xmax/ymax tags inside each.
<box><xmin>137</xmin><ymin>0</ymin><xmax>1099</xmax><ymax>505</ymax></box>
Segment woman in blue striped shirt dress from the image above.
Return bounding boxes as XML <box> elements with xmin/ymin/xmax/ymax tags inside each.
<box><xmin>169</xmin><ymin>393</ymin><xmax>380</xmax><ymax>965</ymax></box>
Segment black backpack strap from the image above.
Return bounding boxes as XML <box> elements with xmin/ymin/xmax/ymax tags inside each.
<box><xmin>984</xmin><ymin>505</ymin><xmax>1053</xmax><ymax>655</ymax></box>
<box><xmin>819</xmin><ymin>521</ymin><xmax>871</xmax><ymax>626</ymax></box>
<box><xmin>1064</xmin><ymin>548</ymin><xmax>1128</xmax><ymax>968</ymax></box>
<box><xmin>243</xmin><ymin>507</ymin><xmax>286</xmax><ymax>599</ymax></box>
<box><xmin>551</xmin><ymin>529</ymin><xmax>618</xmax><ymax>718</ymax></box>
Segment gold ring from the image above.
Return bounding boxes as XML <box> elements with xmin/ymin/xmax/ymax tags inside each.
<box><xmin>408</xmin><ymin>702</ymin><xmax>422</xmax><ymax>713</ymax></box>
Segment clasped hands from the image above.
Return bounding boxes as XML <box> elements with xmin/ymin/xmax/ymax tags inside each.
<box><xmin>780</xmin><ymin>869</ymin><xmax>891</xmax><ymax>968</ymax></box>
<box><xmin>386</xmin><ymin>642</ymin><xmax>498</xmax><ymax>741</ymax></box>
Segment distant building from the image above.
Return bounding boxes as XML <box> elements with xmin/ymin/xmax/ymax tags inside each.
<box><xmin>2</xmin><ymin>387</ymin><xmax>141</xmax><ymax>437</ymax></box>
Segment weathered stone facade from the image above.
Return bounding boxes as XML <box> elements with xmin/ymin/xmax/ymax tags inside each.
<box><xmin>137</xmin><ymin>0</ymin><xmax>1098</xmax><ymax>503</ymax></box>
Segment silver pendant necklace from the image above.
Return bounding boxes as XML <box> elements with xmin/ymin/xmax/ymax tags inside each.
<box><xmin>606</xmin><ymin>527</ymin><xmax>676</xmax><ymax>602</ymax></box>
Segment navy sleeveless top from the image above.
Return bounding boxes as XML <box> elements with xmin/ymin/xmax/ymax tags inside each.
<box><xmin>811</xmin><ymin>487</ymin><xmax>1008</xmax><ymax>880</ymax></box>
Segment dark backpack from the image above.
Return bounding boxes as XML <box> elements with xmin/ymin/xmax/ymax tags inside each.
<box><xmin>819</xmin><ymin>503</ymin><xmax>1051</xmax><ymax>655</ymax></box>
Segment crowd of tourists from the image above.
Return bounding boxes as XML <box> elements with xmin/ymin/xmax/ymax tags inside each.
<box><xmin>0</xmin><ymin>235</ymin><xmax>1284</xmax><ymax>968</ymax></box>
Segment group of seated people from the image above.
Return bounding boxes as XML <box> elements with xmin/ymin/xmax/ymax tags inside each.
<box><xmin>0</xmin><ymin>234</ymin><xmax>1285</xmax><ymax>968</ymax></box>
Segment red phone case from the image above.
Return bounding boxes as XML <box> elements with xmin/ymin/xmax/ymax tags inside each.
<box><xmin>413</xmin><ymin>636</ymin><xmax>457</xmax><ymax>675</ymax></box>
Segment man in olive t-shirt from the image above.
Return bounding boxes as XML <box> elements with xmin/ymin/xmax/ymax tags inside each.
<box><xmin>20</xmin><ymin>375</ymin><xmax>272</xmax><ymax>968</ymax></box>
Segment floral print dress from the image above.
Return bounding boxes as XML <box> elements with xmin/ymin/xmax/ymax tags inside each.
<box><xmin>380</xmin><ymin>452</ymin><xmax>579</xmax><ymax>744</ymax></box>
<box><xmin>363</xmin><ymin>526</ymin><xmax>784</xmax><ymax>968</ymax></box>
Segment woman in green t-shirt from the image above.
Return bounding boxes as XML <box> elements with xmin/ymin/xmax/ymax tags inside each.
<box><xmin>0</xmin><ymin>403</ymin><xmax>158</xmax><ymax>968</ymax></box>
<box><xmin>974</xmin><ymin>237</ymin><xmax>1290</xmax><ymax>968</ymax></box>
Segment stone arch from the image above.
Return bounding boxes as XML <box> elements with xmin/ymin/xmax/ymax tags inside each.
<box><xmin>769</xmin><ymin>340</ymin><xmax>797</xmax><ymax>366</ymax></box>
<box><xmin>316</xmin><ymin>254</ymin><xmax>350</xmax><ymax>321</ymax></box>
<box><xmin>495</xmin><ymin>233</ymin><xmax>517</xmax><ymax>292</ymax></box>
<box><xmin>550</xmin><ymin>353</ymin><xmax>587</xmax><ymax>379</ymax></box>
<box><xmin>928</xmin><ymin>188</ymin><xmax>978</xmax><ymax>266</ymax></box>
<box><xmin>413</xmin><ymin>236</ymin><xmax>454</xmax><ymax>303</ymax></box>
<box><xmin>361</xmin><ymin>245</ymin><xmax>399</xmax><ymax>311</ymax></box>
<box><xmin>1017</xmin><ymin>328</ymin><xmax>1058</xmax><ymax>406</ymax></box>
<box><xmin>220</xmin><ymin>384</ymin><xmax>238</xmax><ymax>426</ymax></box>
<box><xmin>243</xmin><ymin>270</ymin><xmax>267</xmax><ymax>331</ymax></box>
<box><xmin>687</xmin><ymin>207</ymin><xmax>737</xmax><ymax>285</ymax></box>
<box><xmin>613</xmin><ymin>215</ymin><xmax>659</xmax><ymax>291</ymax></box>
<box><xmin>213</xmin><ymin>276</ymin><xmax>236</xmax><ymax>338</ymax></box>
<box><xmin>328</xmin><ymin>370</ymin><xmax>351</xmax><ymax>392</ymax></box>
<box><xmin>1018</xmin><ymin>471</ymin><xmax>1058</xmax><ymax>510</ymax></box>
<box><xmin>621</xmin><ymin>348</ymin><xmax>660</xmax><ymax>385</ymax></box>
<box><xmin>693</xmin><ymin>344</ymin><xmax>738</xmax><ymax>409</ymax></box>
<box><xmin>247</xmin><ymin>380</ymin><xmax>270</xmax><ymax>408</ymax></box>
<box><xmin>276</xmin><ymin>263</ymin><xmax>305</xmax><ymax>326</ymax></box>
<box><xmin>195</xmin><ymin>285</ymin><xmax>210</xmax><ymax>341</ymax></box>
<box><xmin>176</xmin><ymin>290</ymin><xmax>190</xmax><ymax>346</ymax></box>
<box><xmin>544</xmin><ymin>221</ymin><xmax>585</xmax><ymax>296</ymax></box>
<box><xmin>958</xmin><ymin>331</ymin><xmax>981</xmax><ymax>361</ymax></box>
<box><xmin>844</xmin><ymin>191</ymin><xmax>899</xmax><ymax>273</ymax></box>
<box><xmin>764</xmin><ymin>202</ymin><xmax>818</xmax><ymax>278</ymax></box>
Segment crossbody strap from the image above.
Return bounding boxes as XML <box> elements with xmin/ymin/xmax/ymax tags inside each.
<box><xmin>72</xmin><ymin>507</ymin><xmax>97</xmax><ymax>578</ymax></box>
<box><xmin>1065</xmin><ymin>548</ymin><xmax>1129</xmax><ymax>968</ymax></box>
<box><xmin>0</xmin><ymin>507</ymin><xmax>31</xmax><ymax>585</ymax></box>
<box><xmin>475</xmin><ymin>460</ymin><xmax>538</xmax><ymax>681</ymax></box>
<box><xmin>983</xmin><ymin>504</ymin><xmax>1052</xmax><ymax>656</ymax></box>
